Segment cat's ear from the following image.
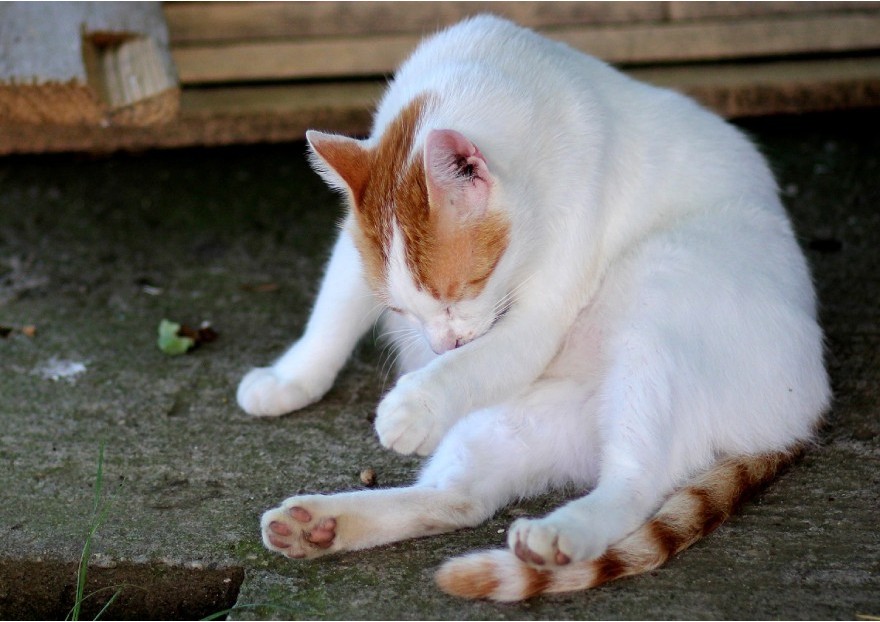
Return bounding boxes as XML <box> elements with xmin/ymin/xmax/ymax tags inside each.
<box><xmin>424</xmin><ymin>129</ymin><xmax>493</xmax><ymax>219</ymax></box>
<box><xmin>306</xmin><ymin>130</ymin><xmax>370</xmax><ymax>202</ymax></box>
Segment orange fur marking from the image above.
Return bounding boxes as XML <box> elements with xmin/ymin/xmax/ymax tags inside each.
<box><xmin>411</xmin><ymin>207</ymin><xmax>510</xmax><ymax>301</ymax></box>
<box><xmin>317</xmin><ymin>93</ymin><xmax>510</xmax><ymax>300</ymax></box>
<box><xmin>435</xmin><ymin>556</ymin><xmax>502</xmax><ymax>600</ymax></box>
<box><xmin>436</xmin><ymin>452</ymin><xmax>798</xmax><ymax>601</ymax></box>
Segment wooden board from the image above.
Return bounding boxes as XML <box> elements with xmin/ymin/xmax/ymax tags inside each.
<box><xmin>163</xmin><ymin>1</ymin><xmax>666</xmax><ymax>43</ymax></box>
<box><xmin>666</xmin><ymin>0</ymin><xmax>877</xmax><ymax>21</ymax></box>
<box><xmin>0</xmin><ymin>1</ymin><xmax>178</xmax><ymax>126</ymax></box>
<box><xmin>3</xmin><ymin>56</ymin><xmax>879</xmax><ymax>155</ymax></box>
<box><xmin>163</xmin><ymin>1</ymin><xmax>880</xmax><ymax>43</ymax></box>
<box><xmin>171</xmin><ymin>11</ymin><xmax>880</xmax><ymax>85</ymax></box>
<box><xmin>3</xmin><ymin>1</ymin><xmax>880</xmax><ymax>153</ymax></box>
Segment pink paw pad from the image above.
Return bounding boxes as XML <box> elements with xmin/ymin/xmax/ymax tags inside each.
<box><xmin>513</xmin><ymin>534</ymin><xmax>571</xmax><ymax>567</ymax></box>
<box><xmin>306</xmin><ymin>517</ymin><xmax>337</xmax><ymax>548</ymax></box>
<box><xmin>269</xmin><ymin>521</ymin><xmax>292</xmax><ymax>536</ymax></box>
<box><xmin>267</xmin><ymin>521</ymin><xmax>292</xmax><ymax>550</ymax></box>
<box><xmin>514</xmin><ymin>538</ymin><xmax>546</xmax><ymax>566</ymax></box>
<box><xmin>290</xmin><ymin>506</ymin><xmax>312</xmax><ymax>522</ymax></box>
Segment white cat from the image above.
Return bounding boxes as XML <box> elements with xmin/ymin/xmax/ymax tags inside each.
<box><xmin>237</xmin><ymin>15</ymin><xmax>830</xmax><ymax>600</ymax></box>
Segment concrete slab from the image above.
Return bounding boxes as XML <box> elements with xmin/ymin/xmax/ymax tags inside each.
<box><xmin>0</xmin><ymin>110</ymin><xmax>878</xmax><ymax>619</ymax></box>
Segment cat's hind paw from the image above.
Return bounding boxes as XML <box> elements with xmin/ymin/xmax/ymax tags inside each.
<box><xmin>261</xmin><ymin>498</ymin><xmax>338</xmax><ymax>559</ymax></box>
<box><xmin>237</xmin><ymin>367</ymin><xmax>319</xmax><ymax>417</ymax></box>
<box><xmin>507</xmin><ymin>516</ymin><xmax>585</xmax><ymax>567</ymax></box>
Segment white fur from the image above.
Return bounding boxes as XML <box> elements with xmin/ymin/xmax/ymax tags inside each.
<box><xmin>240</xmin><ymin>15</ymin><xmax>830</xmax><ymax>575</ymax></box>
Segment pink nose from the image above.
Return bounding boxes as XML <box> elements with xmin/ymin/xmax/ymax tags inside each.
<box><xmin>429</xmin><ymin>332</ymin><xmax>463</xmax><ymax>355</ymax></box>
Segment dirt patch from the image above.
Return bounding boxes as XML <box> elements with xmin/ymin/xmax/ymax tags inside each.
<box><xmin>0</xmin><ymin>559</ymin><xmax>243</xmax><ymax>620</ymax></box>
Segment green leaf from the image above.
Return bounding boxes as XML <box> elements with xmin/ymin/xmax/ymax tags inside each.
<box><xmin>157</xmin><ymin>319</ymin><xmax>195</xmax><ymax>356</ymax></box>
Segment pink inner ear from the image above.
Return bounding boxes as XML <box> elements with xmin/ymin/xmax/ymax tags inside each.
<box><xmin>424</xmin><ymin>129</ymin><xmax>492</xmax><ymax>218</ymax></box>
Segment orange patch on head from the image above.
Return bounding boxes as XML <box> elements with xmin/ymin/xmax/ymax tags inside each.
<box><xmin>410</xmin><ymin>207</ymin><xmax>510</xmax><ymax>301</ymax></box>
<box><xmin>348</xmin><ymin>95</ymin><xmax>431</xmax><ymax>291</ymax></box>
<box><xmin>317</xmin><ymin>93</ymin><xmax>510</xmax><ymax>299</ymax></box>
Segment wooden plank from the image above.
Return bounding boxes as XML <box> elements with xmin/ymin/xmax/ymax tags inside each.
<box><xmin>180</xmin><ymin>81</ymin><xmax>383</xmax><ymax>117</ymax></box>
<box><xmin>3</xmin><ymin>56</ymin><xmax>879</xmax><ymax>155</ymax></box>
<box><xmin>173</xmin><ymin>34</ymin><xmax>419</xmax><ymax>83</ymax></box>
<box><xmin>630</xmin><ymin>57</ymin><xmax>880</xmax><ymax>117</ymax></box>
<box><xmin>667</xmin><ymin>1</ymin><xmax>880</xmax><ymax>21</ymax></box>
<box><xmin>0</xmin><ymin>81</ymin><xmax>379</xmax><ymax>154</ymax></box>
<box><xmin>552</xmin><ymin>12</ymin><xmax>880</xmax><ymax>65</ymax></box>
<box><xmin>0</xmin><ymin>1</ymin><xmax>179</xmax><ymax>126</ymax></box>
<box><xmin>171</xmin><ymin>12</ymin><xmax>880</xmax><ymax>85</ymax></box>
<box><xmin>164</xmin><ymin>1</ymin><xmax>665</xmax><ymax>44</ymax></box>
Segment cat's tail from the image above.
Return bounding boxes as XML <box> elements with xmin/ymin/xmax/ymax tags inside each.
<box><xmin>435</xmin><ymin>451</ymin><xmax>797</xmax><ymax>602</ymax></box>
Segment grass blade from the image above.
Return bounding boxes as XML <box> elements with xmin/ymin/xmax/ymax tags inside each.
<box><xmin>67</xmin><ymin>442</ymin><xmax>108</xmax><ymax>622</ymax></box>
<box><xmin>92</xmin><ymin>587</ymin><xmax>124</xmax><ymax>621</ymax></box>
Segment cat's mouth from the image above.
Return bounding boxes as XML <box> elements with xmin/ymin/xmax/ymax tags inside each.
<box><xmin>436</xmin><ymin>305</ymin><xmax>510</xmax><ymax>353</ymax></box>
<box><xmin>429</xmin><ymin>333</ymin><xmax>472</xmax><ymax>355</ymax></box>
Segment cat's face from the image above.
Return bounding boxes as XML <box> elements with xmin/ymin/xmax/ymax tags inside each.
<box><xmin>383</xmin><ymin>215</ymin><xmax>509</xmax><ymax>354</ymax></box>
<box><xmin>307</xmin><ymin>97</ymin><xmax>512</xmax><ymax>354</ymax></box>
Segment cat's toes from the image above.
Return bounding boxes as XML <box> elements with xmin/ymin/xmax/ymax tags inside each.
<box><xmin>261</xmin><ymin>499</ymin><xmax>339</xmax><ymax>559</ymax></box>
<box><xmin>375</xmin><ymin>399</ymin><xmax>437</xmax><ymax>455</ymax></box>
<box><xmin>507</xmin><ymin>517</ymin><xmax>576</xmax><ymax>567</ymax></box>
<box><xmin>375</xmin><ymin>379</ymin><xmax>448</xmax><ymax>455</ymax></box>
<box><xmin>237</xmin><ymin>367</ymin><xmax>317</xmax><ymax>417</ymax></box>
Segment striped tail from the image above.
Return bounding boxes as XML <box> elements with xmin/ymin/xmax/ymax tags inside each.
<box><xmin>436</xmin><ymin>451</ymin><xmax>796</xmax><ymax>601</ymax></box>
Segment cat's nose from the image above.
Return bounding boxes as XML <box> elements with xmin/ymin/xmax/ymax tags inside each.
<box><xmin>429</xmin><ymin>331</ymin><xmax>460</xmax><ymax>355</ymax></box>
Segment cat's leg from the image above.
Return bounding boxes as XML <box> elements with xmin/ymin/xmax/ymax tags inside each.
<box><xmin>263</xmin><ymin>378</ymin><xmax>600</xmax><ymax>558</ymax></box>
<box><xmin>238</xmin><ymin>224</ymin><xmax>381</xmax><ymax>416</ymax></box>
<box><xmin>506</xmin><ymin>342</ymin><xmax>687</xmax><ymax>566</ymax></box>
<box><xmin>505</xmin><ymin>224</ymin><xmax>733</xmax><ymax>567</ymax></box>
<box><xmin>262</xmin><ymin>486</ymin><xmax>486</xmax><ymax>559</ymax></box>
<box><xmin>375</xmin><ymin>284</ymin><xmax>586</xmax><ymax>455</ymax></box>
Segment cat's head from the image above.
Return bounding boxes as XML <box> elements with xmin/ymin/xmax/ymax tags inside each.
<box><xmin>307</xmin><ymin>97</ymin><xmax>513</xmax><ymax>354</ymax></box>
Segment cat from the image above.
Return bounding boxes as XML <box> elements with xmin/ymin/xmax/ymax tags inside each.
<box><xmin>236</xmin><ymin>15</ymin><xmax>830</xmax><ymax>601</ymax></box>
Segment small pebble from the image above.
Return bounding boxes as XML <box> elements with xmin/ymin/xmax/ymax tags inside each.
<box><xmin>359</xmin><ymin>467</ymin><xmax>377</xmax><ymax>487</ymax></box>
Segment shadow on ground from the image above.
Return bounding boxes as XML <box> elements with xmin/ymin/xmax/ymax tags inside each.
<box><xmin>1</xmin><ymin>110</ymin><xmax>878</xmax><ymax>619</ymax></box>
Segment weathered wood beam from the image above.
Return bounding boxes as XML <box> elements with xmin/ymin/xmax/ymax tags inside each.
<box><xmin>0</xmin><ymin>1</ymin><xmax>179</xmax><ymax>126</ymax></box>
<box><xmin>2</xmin><ymin>57</ymin><xmax>879</xmax><ymax>156</ymax></box>
<box><xmin>169</xmin><ymin>11</ymin><xmax>880</xmax><ymax>85</ymax></box>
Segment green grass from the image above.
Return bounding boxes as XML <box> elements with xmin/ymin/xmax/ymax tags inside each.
<box><xmin>66</xmin><ymin>442</ymin><xmax>124</xmax><ymax>622</ymax></box>
<box><xmin>65</xmin><ymin>444</ymin><xmax>300</xmax><ymax>621</ymax></box>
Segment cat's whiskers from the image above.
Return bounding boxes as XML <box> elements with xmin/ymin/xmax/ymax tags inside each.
<box><xmin>378</xmin><ymin>329</ymin><xmax>423</xmax><ymax>391</ymax></box>
<box><xmin>493</xmin><ymin>271</ymin><xmax>538</xmax><ymax>319</ymax></box>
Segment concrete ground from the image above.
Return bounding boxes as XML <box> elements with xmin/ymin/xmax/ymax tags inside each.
<box><xmin>0</xmin><ymin>109</ymin><xmax>878</xmax><ymax>620</ymax></box>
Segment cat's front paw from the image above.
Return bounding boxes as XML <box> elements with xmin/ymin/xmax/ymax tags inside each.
<box><xmin>261</xmin><ymin>496</ymin><xmax>339</xmax><ymax>559</ymax></box>
<box><xmin>507</xmin><ymin>514</ymin><xmax>600</xmax><ymax>567</ymax></box>
<box><xmin>374</xmin><ymin>373</ymin><xmax>453</xmax><ymax>456</ymax></box>
<box><xmin>237</xmin><ymin>367</ymin><xmax>320</xmax><ymax>417</ymax></box>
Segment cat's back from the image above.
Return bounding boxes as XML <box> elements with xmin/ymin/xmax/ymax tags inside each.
<box><xmin>396</xmin><ymin>15</ymin><xmax>586</xmax><ymax>79</ymax></box>
<box><xmin>373</xmin><ymin>15</ymin><xmax>748</xmax><ymax>177</ymax></box>
<box><xmin>373</xmin><ymin>15</ymin><xmax>784</xmax><ymax>239</ymax></box>
<box><xmin>372</xmin><ymin>15</ymin><xmax>615</xmax><ymax>138</ymax></box>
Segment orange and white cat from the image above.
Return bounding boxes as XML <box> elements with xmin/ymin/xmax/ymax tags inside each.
<box><xmin>237</xmin><ymin>15</ymin><xmax>830</xmax><ymax>600</ymax></box>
